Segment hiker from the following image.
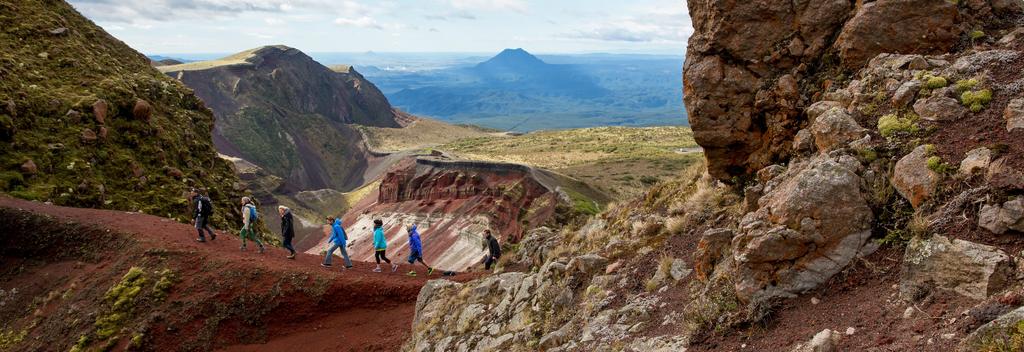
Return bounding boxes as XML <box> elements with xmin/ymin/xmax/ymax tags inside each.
<box><xmin>484</xmin><ymin>229</ymin><xmax>501</xmax><ymax>271</ymax></box>
<box><xmin>321</xmin><ymin>217</ymin><xmax>353</xmax><ymax>269</ymax></box>
<box><xmin>240</xmin><ymin>197</ymin><xmax>265</xmax><ymax>253</ymax></box>
<box><xmin>372</xmin><ymin>219</ymin><xmax>398</xmax><ymax>273</ymax></box>
<box><xmin>405</xmin><ymin>224</ymin><xmax>434</xmax><ymax>276</ymax></box>
<box><xmin>190</xmin><ymin>188</ymin><xmax>216</xmax><ymax>242</ymax></box>
<box><xmin>278</xmin><ymin>206</ymin><xmax>296</xmax><ymax>259</ymax></box>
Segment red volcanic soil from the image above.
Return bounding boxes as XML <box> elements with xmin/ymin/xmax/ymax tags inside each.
<box><xmin>0</xmin><ymin>196</ymin><xmax>477</xmax><ymax>352</ymax></box>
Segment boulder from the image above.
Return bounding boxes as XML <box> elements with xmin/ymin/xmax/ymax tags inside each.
<box><xmin>791</xmin><ymin>329</ymin><xmax>842</xmax><ymax>352</ymax></box>
<box><xmin>901</xmin><ymin>235</ymin><xmax>1014</xmax><ymax>301</ymax></box>
<box><xmin>986</xmin><ymin>157</ymin><xmax>1024</xmax><ymax>190</ymax></box>
<box><xmin>960</xmin><ymin>306</ymin><xmax>1024</xmax><ymax>351</ymax></box>
<box><xmin>891</xmin><ymin>80</ymin><xmax>921</xmax><ymax>108</ymax></box>
<box><xmin>92</xmin><ymin>99</ymin><xmax>107</xmax><ymax>124</ymax></box>
<box><xmin>810</xmin><ymin>108</ymin><xmax>866</xmax><ymax>152</ymax></box>
<box><xmin>669</xmin><ymin>258</ymin><xmax>692</xmax><ymax>281</ymax></box>
<box><xmin>133</xmin><ymin>99</ymin><xmax>152</xmax><ymax>121</ymax></box>
<box><xmin>80</xmin><ymin>128</ymin><xmax>97</xmax><ymax>142</ymax></box>
<box><xmin>1005</xmin><ymin>98</ymin><xmax>1024</xmax><ymax>132</ymax></box>
<box><xmin>568</xmin><ymin>254</ymin><xmax>608</xmax><ymax>275</ymax></box>
<box><xmin>806</xmin><ymin>101</ymin><xmax>845</xmax><ymax>121</ymax></box>
<box><xmin>913</xmin><ymin>95</ymin><xmax>966</xmax><ymax>122</ymax></box>
<box><xmin>892</xmin><ymin>145</ymin><xmax>940</xmax><ymax>208</ymax></box>
<box><xmin>959</xmin><ymin>147</ymin><xmax>992</xmax><ymax>175</ymax></box>
<box><xmin>834</xmin><ymin>0</ymin><xmax>959</xmax><ymax>68</ymax></box>
<box><xmin>98</xmin><ymin>126</ymin><xmax>108</xmax><ymax>140</ymax></box>
<box><xmin>792</xmin><ymin>129</ymin><xmax>815</xmax><ymax>154</ymax></box>
<box><xmin>414</xmin><ymin>279</ymin><xmax>460</xmax><ymax>326</ymax></box>
<box><xmin>733</xmin><ymin>156</ymin><xmax>873</xmax><ymax>302</ymax></box>
<box><xmin>49</xmin><ymin>27</ymin><xmax>68</xmax><ymax>35</ymax></box>
<box><xmin>694</xmin><ymin>228</ymin><xmax>734</xmax><ymax>280</ymax></box>
<box><xmin>978</xmin><ymin>198</ymin><xmax>1024</xmax><ymax>235</ymax></box>
<box><xmin>20</xmin><ymin>159</ymin><xmax>37</xmax><ymax>175</ymax></box>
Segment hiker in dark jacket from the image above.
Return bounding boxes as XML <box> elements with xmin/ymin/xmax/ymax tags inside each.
<box><xmin>278</xmin><ymin>206</ymin><xmax>296</xmax><ymax>259</ymax></box>
<box><xmin>484</xmin><ymin>229</ymin><xmax>501</xmax><ymax>271</ymax></box>
<box><xmin>190</xmin><ymin>188</ymin><xmax>216</xmax><ymax>242</ymax></box>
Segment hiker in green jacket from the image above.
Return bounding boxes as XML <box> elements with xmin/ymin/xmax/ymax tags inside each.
<box><xmin>240</xmin><ymin>197</ymin><xmax>265</xmax><ymax>253</ymax></box>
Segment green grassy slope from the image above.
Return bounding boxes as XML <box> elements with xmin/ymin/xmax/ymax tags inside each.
<box><xmin>0</xmin><ymin>0</ymin><xmax>248</xmax><ymax>228</ymax></box>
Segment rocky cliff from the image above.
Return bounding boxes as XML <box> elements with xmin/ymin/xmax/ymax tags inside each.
<box><xmin>160</xmin><ymin>46</ymin><xmax>409</xmax><ymax>191</ymax></box>
<box><xmin>307</xmin><ymin>156</ymin><xmax>575</xmax><ymax>271</ymax></box>
<box><xmin>684</xmin><ymin>0</ymin><xmax>1018</xmax><ymax>180</ymax></box>
<box><xmin>0</xmin><ymin>0</ymin><xmax>247</xmax><ymax>228</ymax></box>
<box><xmin>409</xmin><ymin>1</ymin><xmax>1024</xmax><ymax>351</ymax></box>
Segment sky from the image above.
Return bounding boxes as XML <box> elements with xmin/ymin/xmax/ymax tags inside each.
<box><xmin>67</xmin><ymin>0</ymin><xmax>692</xmax><ymax>55</ymax></box>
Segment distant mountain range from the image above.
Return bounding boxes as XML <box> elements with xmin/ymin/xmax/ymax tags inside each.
<box><xmin>366</xmin><ymin>49</ymin><xmax>686</xmax><ymax>131</ymax></box>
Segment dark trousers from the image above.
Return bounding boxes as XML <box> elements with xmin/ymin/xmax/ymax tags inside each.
<box><xmin>283</xmin><ymin>236</ymin><xmax>295</xmax><ymax>255</ymax></box>
<box><xmin>375</xmin><ymin>250</ymin><xmax>391</xmax><ymax>264</ymax></box>
<box><xmin>485</xmin><ymin>255</ymin><xmax>499</xmax><ymax>270</ymax></box>
<box><xmin>195</xmin><ymin>216</ymin><xmax>214</xmax><ymax>239</ymax></box>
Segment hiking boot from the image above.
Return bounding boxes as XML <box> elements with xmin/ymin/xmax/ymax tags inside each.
<box><xmin>321</xmin><ymin>263</ymin><xmax>332</xmax><ymax>268</ymax></box>
<box><xmin>210</xmin><ymin>233</ymin><xmax>217</xmax><ymax>240</ymax></box>
<box><xmin>391</xmin><ymin>264</ymin><xmax>399</xmax><ymax>272</ymax></box>
<box><xmin>407</xmin><ymin>271</ymin><xmax>417</xmax><ymax>277</ymax></box>
<box><xmin>372</xmin><ymin>267</ymin><xmax>382</xmax><ymax>273</ymax></box>
<box><xmin>196</xmin><ymin>238</ymin><xmax>206</xmax><ymax>243</ymax></box>
<box><xmin>427</xmin><ymin>267</ymin><xmax>434</xmax><ymax>276</ymax></box>
<box><xmin>287</xmin><ymin>254</ymin><xmax>296</xmax><ymax>260</ymax></box>
<box><xmin>345</xmin><ymin>265</ymin><xmax>354</xmax><ymax>269</ymax></box>
<box><xmin>258</xmin><ymin>246</ymin><xmax>265</xmax><ymax>254</ymax></box>
<box><xmin>240</xmin><ymin>245</ymin><xmax>247</xmax><ymax>251</ymax></box>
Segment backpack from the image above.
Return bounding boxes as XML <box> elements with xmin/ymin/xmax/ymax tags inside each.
<box><xmin>248</xmin><ymin>205</ymin><xmax>258</xmax><ymax>223</ymax></box>
<box><xmin>199</xmin><ymin>196</ymin><xmax>214</xmax><ymax>216</ymax></box>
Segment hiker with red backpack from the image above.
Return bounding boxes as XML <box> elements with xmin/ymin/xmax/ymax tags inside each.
<box><xmin>190</xmin><ymin>188</ymin><xmax>216</xmax><ymax>242</ymax></box>
<box><xmin>240</xmin><ymin>197</ymin><xmax>265</xmax><ymax>253</ymax></box>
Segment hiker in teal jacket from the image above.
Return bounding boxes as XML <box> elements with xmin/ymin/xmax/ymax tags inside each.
<box><xmin>372</xmin><ymin>219</ymin><xmax>398</xmax><ymax>273</ymax></box>
<box><xmin>321</xmin><ymin>217</ymin><xmax>353</xmax><ymax>269</ymax></box>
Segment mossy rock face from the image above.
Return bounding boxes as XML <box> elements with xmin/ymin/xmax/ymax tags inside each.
<box><xmin>0</xmin><ymin>0</ymin><xmax>247</xmax><ymax>230</ymax></box>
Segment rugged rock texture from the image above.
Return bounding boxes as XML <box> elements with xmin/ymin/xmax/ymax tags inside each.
<box><xmin>0</xmin><ymin>0</ymin><xmax>246</xmax><ymax>228</ymax></box>
<box><xmin>901</xmin><ymin>235</ymin><xmax>1015</xmax><ymax>301</ymax></box>
<box><xmin>893</xmin><ymin>145</ymin><xmax>940</xmax><ymax>209</ymax></box>
<box><xmin>308</xmin><ymin>158</ymin><xmax>566</xmax><ymax>271</ymax></box>
<box><xmin>733</xmin><ymin>155</ymin><xmax>872</xmax><ymax>303</ymax></box>
<box><xmin>683</xmin><ymin>0</ymin><xmax>993</xmax><ymax>180</ymax></box>
<box><xmin>978</xmin><ymin>198</ymin><xmax>1024</xmax><ymax>235</ymax></box>
<box><xmin>161</xmin><ymin>46</ymin><xmax>408</xmax><ymax>191</ymax></box>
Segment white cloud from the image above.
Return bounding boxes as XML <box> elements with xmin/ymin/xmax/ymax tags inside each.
<box><xmin>564</xmin><ymin>2</ymin><xmax>691</xmax><ymax>43</ymax></box>
<box><xmin>334</xmin><ymin>16</ymin><xmax>383</xmax><ymax>30</ymax></box>
<box><xmin>264</xmin><ymin>17</ymin><xmax>285</xmax><ymax>25</ymax></box>
<box><xmin>449</xmin><ymin>0</ymin><xmax>527</xmax><ymax>13</ymax></box>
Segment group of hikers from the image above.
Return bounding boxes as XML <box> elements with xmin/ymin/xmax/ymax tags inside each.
<box><xmin>187</xmin><ymin>188</ymin><xmax>504</xmax><ymax>276</ymax></box>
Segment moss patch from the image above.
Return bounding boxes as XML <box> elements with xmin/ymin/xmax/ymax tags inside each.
<box><xmin>878</xmin><ymin>113</ymin><xmax>920</xmax><ymax>138</ymax></box>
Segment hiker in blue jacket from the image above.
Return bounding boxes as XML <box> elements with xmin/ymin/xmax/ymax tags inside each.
<box><xmin>240</xmin><ymin>197</ymin><xmax>265</xmax><ymax>253</ymax></box>
<box><xmin>321</xmin><ymin>217</ymin><xmax>353</xmax><ymax>269</ymax></box>
<box><xmin>372</xmin><ymin>219</ymin><xmax>398</xmax><ymax>273</ymax></box>
<box><xmin>405</xmin><ymin>224</ymin><xmax>434</xmax><ymax>276</ymax></box>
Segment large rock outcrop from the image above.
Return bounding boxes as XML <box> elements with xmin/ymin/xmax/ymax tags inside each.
<box><xmin>308</xmin><ymin>158</ymin><xmax>566</xmax><ymax>271</ymax></box>
<box><xmin>683</xmin><ymin>0</ymin><xmax>984</xmax><ymax>180</ymax></box>
<box><xmin>733</xmin><ymin>155</ymin><xmax>872</xmax><ymax>303</ymax></box>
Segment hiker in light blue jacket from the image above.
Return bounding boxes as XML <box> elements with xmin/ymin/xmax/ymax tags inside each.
<box><xmin>321</xmin><ymin>217</ymin><xmax>353</xmax><ymax>269</ymax></box>
<box><xmin>372</xmin><ymin>219</ymin><xmax>398</xmax><ymax>273</ymax></box>
<box><xmin>405</xmin><ymin>224</ymin><xmax>434</xmax><ymax>277</ymax></box>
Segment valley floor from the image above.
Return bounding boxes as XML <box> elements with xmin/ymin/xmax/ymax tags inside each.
<box><xmin>0</xmin><ymin>196</ymin><xmax>477</xmax><ymax>351</ymax></box>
